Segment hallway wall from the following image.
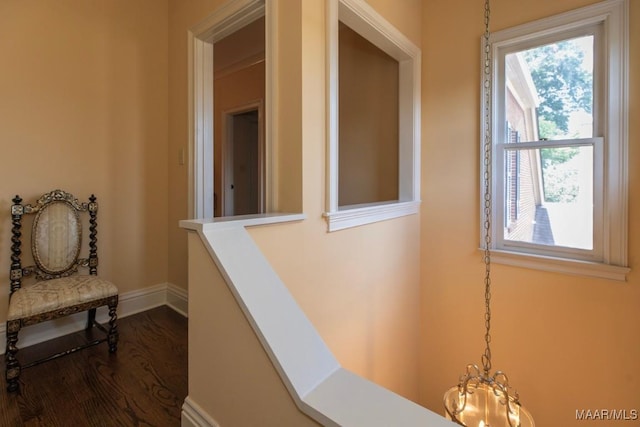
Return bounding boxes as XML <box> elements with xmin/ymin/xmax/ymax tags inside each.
<box><xmin>0</xmin><ymin>0</ymin><xmax>169</xmax><ymax>322</ymax></box>
<box><xmin>420</xmin><ymin>1</ymin><xmax>640</xmax><ymax>424</ymax></box>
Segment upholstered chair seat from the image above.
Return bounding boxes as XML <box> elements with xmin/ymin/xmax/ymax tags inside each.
<box><xmin>8</xmin><ymin>276</ymin><xmax>118</xmax><ymax>321</ymax></box>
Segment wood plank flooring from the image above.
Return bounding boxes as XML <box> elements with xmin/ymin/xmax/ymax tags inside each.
<box><xmin>0</xmin><ymin>306</ymin><xmax>187</xmax><ymax>427</ymax></box>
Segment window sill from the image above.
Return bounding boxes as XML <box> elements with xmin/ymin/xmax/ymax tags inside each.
<box><xmin>324</xmin><ymin>200</ymin><xmax>420</xmax><ymax>232</ymax></box>
<box><xmin>490</xmin><ymin>249</ymin><xmax>630</xmax><ymax>282</ymax></box>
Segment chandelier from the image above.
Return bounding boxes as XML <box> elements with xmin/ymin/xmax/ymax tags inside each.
<box><xmin>442</xmin><ymin>1</ymin><xmax>534</xmax><ymax>426</ymax></box>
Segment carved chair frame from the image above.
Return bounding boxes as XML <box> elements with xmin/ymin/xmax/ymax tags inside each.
<box><xmin>5</xmin><ymin>189</ymin><xmax>118</xmax><ymax>393</ymax></box>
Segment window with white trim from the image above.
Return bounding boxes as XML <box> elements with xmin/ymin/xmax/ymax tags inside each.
<box><xmin>486</xmin><ymin>0</ymin><xmax>629</xmax><ymax>280</ymax></box>
<box><xmin>324</xmin><ymin>0</ymin><xmax>421</xmax><ymax>232</ymax></box>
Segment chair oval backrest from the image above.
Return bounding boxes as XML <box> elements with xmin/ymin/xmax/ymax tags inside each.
<box><xmin>32</xmin><ymin>201</ymin><xmax>82</xmax><ymax>275</ymax></box>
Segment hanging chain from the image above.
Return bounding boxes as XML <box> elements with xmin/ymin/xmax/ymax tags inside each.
<box><xmin>481</xmin><ymin>0</ymin><xmax>493</xmax><ymax>378</ymax></box>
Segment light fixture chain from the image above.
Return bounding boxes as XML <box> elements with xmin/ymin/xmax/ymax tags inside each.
<box><xmin>444</xmin><ymin>1</ymin><xmax>533</xmax><ymax>423</ymax></box>
<box><xmin>481</xmin><ymin>0</ymin><xmax>493</xmax><ymax>378</ymax></box>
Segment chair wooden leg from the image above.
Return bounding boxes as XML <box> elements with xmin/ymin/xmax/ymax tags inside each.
<box><xmin>86</xmin><ymin>308</ymin><xmax>97</xmax><ymax>331</ymax></box>
<box><xmin>107</xmin><ymin>303</ymin><xmax>118</xmax><ymax>353</ymax></box>
<box><xmin>5</xmin><ymin>320</ymin><xmax>21</xmax><ymax>392</ymax></box>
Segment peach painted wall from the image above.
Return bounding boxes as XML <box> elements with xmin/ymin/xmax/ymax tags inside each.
<box><xmin>167</xmin><ymin>0</ymin><xmax>305</xmax><ymax>289</ymax></box>
<box><xmin>213</xmin><ymin>62</ymin><xmax>265</xmax><ymax>216</ymax></box>
<box><xmin>248</xmin><ymin>0</ymin><xmax>423</xmax><ymax>401</ymax></box>
<box><xmin>0</xmin><ymin>0</ymin><xmax>169</xmax><ymax>321</ymax></box>
<box><xmin>167</xmin><ymin>0</ymin><xmax>422</xmax><ymax>401</ymax></box>
<box><xmin>167</xmin><ymin>0</ymin><xmax>224</xmax><ymax>293</ymax></box>
<box><xmin>187</xmin><ymin>232</ymin><xmax>321</xmax><ymax>426</ymax></box>
<box><xmin>339</xmin><ymin>23</ymin><xmax>399</xmax><ymax>206</ymax></box>
<box><xmin>420</xmin><ymin>0</ymin><xmax>640</xmax><ymax>425</ymax></box>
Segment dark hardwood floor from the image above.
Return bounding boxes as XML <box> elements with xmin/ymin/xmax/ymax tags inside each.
<box><xmin>0</xmin><ymin>306</ymin><xmax>187</xmax><ymax>427</ymax></box>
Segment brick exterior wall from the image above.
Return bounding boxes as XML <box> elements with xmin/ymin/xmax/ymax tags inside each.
<box><xmin>504</xmin><ymin>90</ymin><xmax>538</xmax><ymax>243</ymax></box>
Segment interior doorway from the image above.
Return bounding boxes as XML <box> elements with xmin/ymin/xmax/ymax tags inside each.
<box><xmin>212</xmin><ymin>15</ymin><xmax>265</xmax><ymax>217</ymax></box>
<box><xmin>189</xmin><ymin>1</ymin><xmax>270</xmax><ymax>220</ymax></box>
<box><xmin>222</xmin><ymin>104</ymin><xmax>264</xmax><ymax>216</ymax></box>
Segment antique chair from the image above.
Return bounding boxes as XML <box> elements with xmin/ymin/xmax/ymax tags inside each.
<box><xmin>5</xmin><ymin>189</ymin><xmax>118</xmax><ymax>392</ymax></box>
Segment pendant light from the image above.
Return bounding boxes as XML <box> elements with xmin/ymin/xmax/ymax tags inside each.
<box><xmin>442</xmin><ymin>1</ymin><xmax>534</xmax><ymax>426</ymax></box>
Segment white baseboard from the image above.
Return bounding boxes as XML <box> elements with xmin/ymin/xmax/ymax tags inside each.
<box><xmin>182</xmin><ymin>396</ymin><xmax>221</xmax><ymax>427</ymax></box>
<box><xmin>167</xmin><ymin>283</ymin><xmax>189</xmax><ymax>317</ymax></box>
<box><xmin>0</xmin><ymin>282</ymin><xmax>188</xmax><ymax>355</ymax></box>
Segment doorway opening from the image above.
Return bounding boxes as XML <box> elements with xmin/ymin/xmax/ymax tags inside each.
<box><xmin>222</xmin><ymin>104</ymin><xmax>265</xmax><ymax>216</ymax></box>
<box><xmin>212</xmin><ymin>15</ymin><xmax>265</xmax><ymax>217</ymax></box>
<box><xmin>189</xmin><ymin>0</ymin><xmax>274</xmax><ymax>219</ymax></box>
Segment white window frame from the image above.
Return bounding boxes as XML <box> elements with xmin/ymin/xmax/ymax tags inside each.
<box><xmin>484</xmin><ymin>0</ymin><xmax>629</xmax><ymax>281</ymax></box>
<box><xmin>324</xmin><ymin>0</ymin><xmax>421</xmax><ymax>232</ymax></box>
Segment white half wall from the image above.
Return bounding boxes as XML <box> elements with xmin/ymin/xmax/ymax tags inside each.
<box><xmin>181</xmin><ymin>214</ymin><xmax>455</xmax><ymax>426</ymax></box>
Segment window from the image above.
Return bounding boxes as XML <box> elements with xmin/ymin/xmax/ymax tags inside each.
<box><xmin>324</xmin><ymin>0</ymin><xmax>421</xmax><ymax>232</ymax></box>
<box><xmin>338</xmin><ymin>22</ymin><xmax>399</xmax><ymax>207</ymax></box>
<box><xmin>486</xmin><ymin>0</ymin><xmax>629</xmax><ymax>280</ymax></box>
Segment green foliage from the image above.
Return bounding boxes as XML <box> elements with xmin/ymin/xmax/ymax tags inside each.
<box><xmin>523</xmin><ymin>39</ymin><xmax>593</xmax><ymax>134</ymax></box>
<box><xmin>537</xmin><ymin>117</ymin><xmax>559</xmax><ymax>140</ymax></box>
<box><xmin>540</xmin><ymin>147</ymin><xmax>579</xmax><ymax>167</ymax></box>
<box><xmin>542</xmin><ymin>165</ymin><xmax>579</xmax><ymax>203</ymax></box>
<box><xmin>540</xmin><ymin>147</ymin><xmax>580</xmax><ymax>202</ymax></box>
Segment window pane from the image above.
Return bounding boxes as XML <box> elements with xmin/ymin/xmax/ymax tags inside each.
<box><xmin>505</xmin><ymin>35</ymin><xmax>594</xmax><ymax>142</ymax></box>
<box><xmin>504</xmin><ymin>145</ymin><xmax>593</xmax><ymax>250</ymax></box>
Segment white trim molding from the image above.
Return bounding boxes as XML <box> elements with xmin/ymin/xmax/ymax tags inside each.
<box><xmin>0</xmin><ymin>283</ymin><xmax>188</xmax><ymax>355</ymax></box>
<box><xmin>324</xmin><ymin>200</ymin><xmax>419</xmax><ymax>232</ymax></box>
<box><xmin>324</xmin><ymin>0</ymin><xmax>421</xmax><ymax>232</ymax></box>
<box><xmin>492</xmin><ymin>250</ymin><xmax>630</xmax><ymax>282</ymax></box>
<box><xmin>167</xmin><ymin>283</ymin><xmax>189</xmax><ymax>317</ymax></box>
<box><xmin>188</xmin><ymin>0</ymin><xmax>276</xmax><ymax>219</ymax></box>
<box><xmin>182</xmin><ymin>397</ymin><xmax>221</xmax><ymax>427</ymax></box>
<box><xmin>483</xmin><ymin>0</ymin><xmax>629</xmax><ymax>280</ymax></box>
